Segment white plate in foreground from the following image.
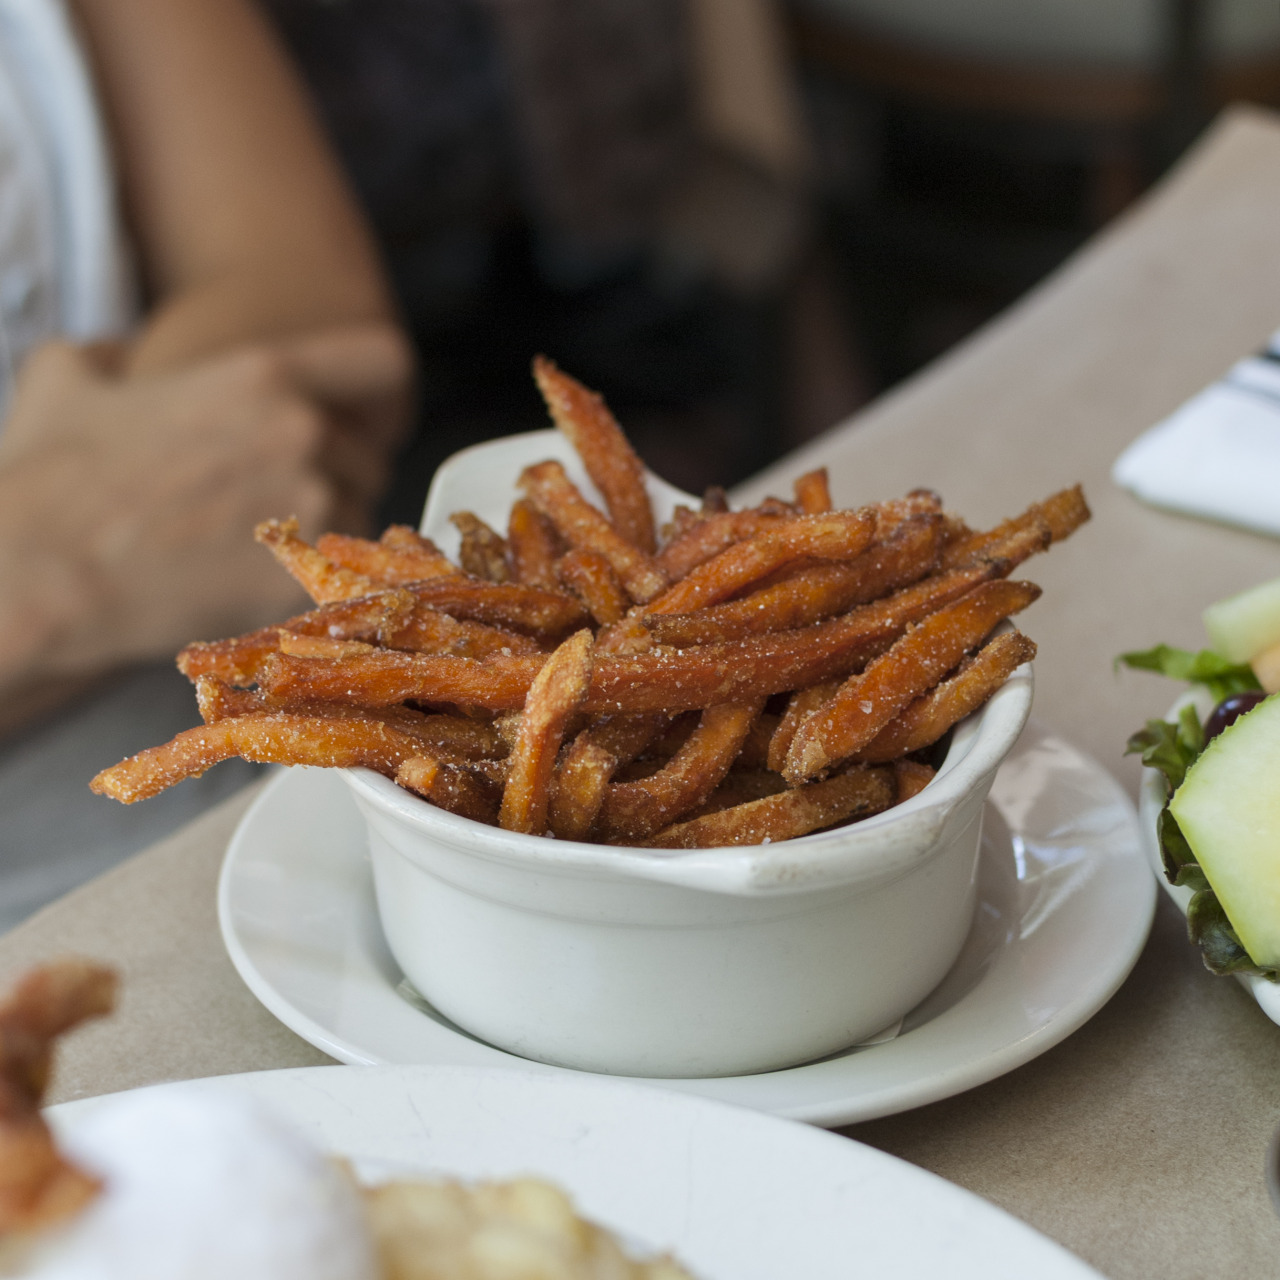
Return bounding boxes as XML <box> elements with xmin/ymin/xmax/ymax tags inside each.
<box><xmin>220</xmin><ymin>721</ymin><xmax>1153</xmax><ymax>1127</ymax></box>
<box><xmin>48</xmin><ymin>1064</ymin><xmax>1101</xmax><ymax>1280</ymax></box>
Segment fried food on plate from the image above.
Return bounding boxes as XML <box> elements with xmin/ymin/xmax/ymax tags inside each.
<box><xmin>0</xmin><ymin>961</ymin><xmax>116</xmax><ymax>1235</ymax></box>
<box><xmin>92</xmin><ymin>358</ymin><xmax>1085</xmax><ymax>849</ymax></box>
<box><xmin>0</xmin><ymin>964</ymin><xmax>692</xmax><ymax>1279</ymax></box>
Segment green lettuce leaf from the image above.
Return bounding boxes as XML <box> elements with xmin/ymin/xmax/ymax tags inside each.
<box><xmin>1126</xmin><ymin>704</ymin><xmax>1278</xmax><ymax>980</ymax></box>
<box><xmin>1117</xmin><ymin>644</ymin><xmax>1260</xmax><ymax>703</ymax></box>
<box><xmin>1125</xmin><ymin>707</ymin><xmax>1203</xmax><ymax>796</ymax></box>
<box><xmin>1187</xmin><ymin>890</ymin><xmax>1278</xmax><ymax>979</ymax></box>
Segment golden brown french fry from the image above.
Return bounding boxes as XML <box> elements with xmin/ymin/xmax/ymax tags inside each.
<box><xmin>402</xmin><ymin>577</ymin><xmax>589</xmax><ymax>636</ymax></box>
<box><xmin>644</xmin><ymin>510</ymin><xmax>878</xmax><ymax>618</ymax></box>
<box><xmin>547</xmin><ymin>713</ymin><xmax>667</xmax><ymax>841</ymax></box>
<box><xmin>373</xmin><ymin>707</ymin><xmax>507</xmax><ymax>760</ymax></box>
<box><xmin>177</xmin><ymin>589</ymin><xmax>538</xmax><ymax>688</ymax></box>
<box><xmin>177</xmin><ymin>591</ymin><xmax>417</xmax><ymax>685</ymax></box>
<box><xmin>499</xmin><ymin>630</ymin><xmax>595</xmax><ymax>834</ymax></box>
<box><xmin>533</xmin><ymin>355</ymin><xmax>657</xmax><ymax>552</ymax></box>
<box><xmin>942</xmin><ymin>485</ymin><xmax>1090</xmax><ymax>569</ymax></box>
<box><xmin>737</xmin><ymin>711</ymin><xmax>780</xmax><ymax>770</ymax></box>
<box><xmin>254</xmin><ymin>517</ymin><xmax>378</xmax><ymax>603</ymax></box>
<box><xmin>317</xmin><ymin>529</ymin><xmax>459</xmax><ymax>583</ymax></box>
<box><xmin>689</xmin><ymin>769</ymin><xmax>789</xmax><ymax>816</ymax></box>
<box><xmin>556</xmin><ymin>548</ymin><xmax>630</xmax><ymax>626</ymax></box>
<box><xmin>892</xmin><ymin>759</ymin><xmax>936</xmax><ymax>802</ymax></box>
<box><xmin>595</xmin><ymin>607</ymin><xmax>654</xmax><ymax>655</ymax></box>
<box><xmin>646</xmin><ymin>766</ymin><xmax>894</xmax><ymax>848</ymax></box>
<box><xmin>91</xmin><ymin>712</ymin><xmax>435</xmax><ymax>804</ymax></box>
<box><xmin>793</xmin><ymin>468</ymin><xmax>832</xmax><ymax>514</ymax></box>
<box><xmin>872</xmin><ymin>489</ymin><xmax>943</xmax><ymax>537</ymax></box>
<box><xmin>519</xmin><ymin>460</ymin><xmax>668</xmax><ymax>603</ymax></box>
<box><xmin>380</xmin><ymin>604</ymin><xmax>543</xmax><ymax>658</ymax></box>
<box><xmin>645</xmin><ymin>515</ymin><xmax>943</xmax><ymax>646</ymax></box>
<box><xmin>858</xmin><ymin>631</ymin><xmax>1037</xmax><ymax>763</ymax></box>
<box><xmin>194</xmin><ymin>693</ymin><xmax>505</xmax><ymax>758</ymax></box>
<box><xmin>754</xmin><ymin>496</ymin><xmax>798</xmax><ymax>516</ymax></box>
<box><xmin>768</xmin><ymin>680</ymin><xmax>839</xmax><ymax>773</ymax></box>
<box><xmin>260</xmin><ymin>561</ymin><xmax>1000</xmax><ymax>714</ymax></box>
<box><xmin>656</xmin><ymin>510</ymin><xmax>789</xmax><ymax>581</ymax></box>
<box><xmin>195</xmin><ymin>675</ymin><xmax>267</xmax><ymax>723</ymax></box>
<box><xmin>277</xmin><ymin>633</ymin><xmax>376</xmax><ymax>660</ymax></box>
<box><xmin>597</xmin><ymin>699</ymin><xmax>763</xmax><ymax>843</ymax></box>
<box><xmin>506</xmin><ymin>498</ymin><xmax>562</xmax><ymax>590</ymax></box>
<box><xmin>397</xmin><ymin>757</ymin><xmax>501</xmax><ymax>824</ymax></box>
<box><xmin>450</xmin><ymin>512</ymin><xmax>510</xmax><ymax>582</ymax></box>
<box><xmin>784</xmin><ymin>580</ymin><xmax>1041</xmax><ymax>782</ymax></box>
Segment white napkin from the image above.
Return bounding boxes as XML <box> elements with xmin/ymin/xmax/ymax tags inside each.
<box><xmin>1112</xmin><ymin>329</ymin><xmax>1280</xmax><ymax>537</ymax></box>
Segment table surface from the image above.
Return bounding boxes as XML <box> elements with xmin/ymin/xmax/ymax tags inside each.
<box><xmin>6</xmin><ymin>104</ymin><xmax>1280</xmax><ymax>1280</ymax></box>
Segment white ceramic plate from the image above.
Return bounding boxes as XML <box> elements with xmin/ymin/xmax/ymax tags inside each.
<box><xmin>48</xmin><ymin>1064</ymin><xmax>1102</xmax><ymax>1280</ymax></box>
<box><xmin>1136</xmin><ymin>691</ymin><xmax>1280</xmax><ymax>1023</ymax></box>
<box><xmin>219</xmin><ymin>721</ymin><xmax>1153</xmax><ymax>1126</ymax></box>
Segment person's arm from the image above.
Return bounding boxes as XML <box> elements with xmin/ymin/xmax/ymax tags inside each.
<box><xmin>0</xmin><ymin>0</ymin><xmax>415</xmax><ymax>731</ymax></box>
<box><xmin>71</xmin><ymin>0</ymin><xmax>397</xmax><ymax>372</ymax></box>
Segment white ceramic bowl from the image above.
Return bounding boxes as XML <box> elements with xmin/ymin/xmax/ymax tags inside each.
<box><xmin>339</xmin><ymin>432</ymin><xmax>1035</xmax><ymax>1077</ymax></box>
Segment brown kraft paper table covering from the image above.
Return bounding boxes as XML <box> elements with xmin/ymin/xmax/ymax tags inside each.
<box><xmin>5</xmin><ymin>104</ymin><xmax>1280</xmax><ymax>1280</ymax></box>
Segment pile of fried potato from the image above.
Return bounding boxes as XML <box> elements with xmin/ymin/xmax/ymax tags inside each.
<box><xmin>92</xmin><ymin>358</ymin><xmax>1087</xmax><ymax>848</ymax></box>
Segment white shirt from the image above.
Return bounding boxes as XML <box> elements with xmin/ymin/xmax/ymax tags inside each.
<box><xmin>0</xmin><ymin>0</ymin><xmax>135</xmax><ymax>410</ymax></box>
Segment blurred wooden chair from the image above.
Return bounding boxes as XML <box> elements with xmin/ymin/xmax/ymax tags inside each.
<box><xmin>788</xmin><ymin>0</ymin><xmax>1280</xmax><ymax>220</ymax></box>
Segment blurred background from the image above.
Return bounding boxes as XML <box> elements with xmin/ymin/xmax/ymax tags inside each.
<box><xmin>258</xmin><ymin>0</ymin><xmax>1280</xmax><ymax>513</ymax></box>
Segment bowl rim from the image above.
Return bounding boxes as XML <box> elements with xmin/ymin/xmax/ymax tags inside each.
<box><xmin>341</xmin><ymin>659</ymin><xmax>1033</xmax><ymax>897</ymax></box>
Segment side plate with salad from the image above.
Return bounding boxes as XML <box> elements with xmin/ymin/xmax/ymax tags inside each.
<box><xmin>1122</xmin><ymin>573</ymin><xmax>1280</xmax><ymax>1021</ymax></box>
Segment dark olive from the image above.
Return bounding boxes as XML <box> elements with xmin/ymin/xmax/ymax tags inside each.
<box><xmin>1204</xmin><ymin>691</ymin><xmax>1268</xmax><ymax>743</ymax></box>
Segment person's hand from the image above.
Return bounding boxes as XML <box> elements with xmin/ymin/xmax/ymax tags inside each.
<box><xmin>269</xmin><ymin>321</ymin><xmax>415</xmax><ymax>534</ymax></box>
<box><xmin>0</xmin><ymin>321</ymin><xmax>413</xmax><ymax>690</ymax></box>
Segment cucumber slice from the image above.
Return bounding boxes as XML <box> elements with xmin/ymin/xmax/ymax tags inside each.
<box><xmin>1203</xmin><ymin>576</ymin><xmax>1280</xmax><ymax>663</ymax></box>
<box><xmin>1170</xmin><ymin>693</ymin><xmax>1280</xmax><ymax>967</ymax></box>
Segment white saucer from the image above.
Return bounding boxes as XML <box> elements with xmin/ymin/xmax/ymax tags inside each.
<box><xmin>48</xmin><ymin>1064</ymin><xmax>1102</xmax><ymax>1279</ymax></box>
<box><xmin>219</xmin><ymin>721</ymin><xmax>1154</xmax><ymax>1127</ymax></box>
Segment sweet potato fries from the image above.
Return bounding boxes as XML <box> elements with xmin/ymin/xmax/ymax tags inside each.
<box><xmin>92</xmin><ymin>359</ymin><xmax>1087</xmax><ymax>848</ymax></box>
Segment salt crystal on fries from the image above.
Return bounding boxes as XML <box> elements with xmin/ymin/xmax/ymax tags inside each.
<box><xmin>548</xmin><ymin>713</ymin><xmax>667</xmax><ymax>841</ymax></box>
<box><xmin>645</xmin><ymin>513</ymin><xmax>944</xmax><ymax>646</ymax></box>
<box><xmin>597</xmin><ymin>699</ymin><xmax>764</xmax><ymax>843</ymax></box>
<box><xmin>893</xmin><ymin>759</ymin><xmax>937</xmax><ymax>802</ymax></box>
<box><xmin>533</xmin><ymin>355</ymin><xmax>658</xmax><ymax>553</ymax></box>
<box><xmin>317</xmin><ymin>527</ymin><xmax>459</xmax><ymax>583</ymax></box>
<box><xmin>857</xmin><ymin>630</ymin><xmax>1038</xmax><ymax>764</ymax></box>
<box><xmin>397</xmin><ymin>756</ymin><xmax>500</xmax><ymax>825</ymax></box>
<box><xmin>643</xmin><ymin>509</ymin><xmax>877</xmax><ymax>617</ymax></box>
<box><xmin>450</xmin><ymin>511</ymin><xmax>510</xmax><ymax>582</ymax></box>
<box><xmin>90</xmin><ymin>712</ymin><xmax>438</xmax><ymax>803</ymax></box>
<box><xmin>520</xmin><ymin>460</ymin><xmax>668</xmax><ymax>604</ymax></box>
<box><xmin>556</xmin><ymin>548</ymin><xmax>630</xmax><ymax>626</ymax></box>
<box><xmin>783</xmin><ymin>579</ymin><xmax>1041</xmax><ymax>782</ymax></box>
<box><xmin>254</xmin><ymin>517</ymin><xmax>378</xmax><ymax>603</ymax></box>
<box><xmin>647</xmin><ymin>766</ymin><xmax>895</xmax><ymax>849</ymax></box>
<box><xmin>793</xmin><ymin>467</ymin><xmax>832</xmax><ymax>514</ymax></box>
<box><xmin>499</xmin><ymin>630</ymin><xmax>594</xmax><ymax>834</ymax></box>
<box><xmin>94</xmin><ymin>358</ymin><xmax>1086</xmax><ymax>851</ymax></box>
<box><xmin>506</xmin><ymin>498</ymin><xmax>562</xmax><ymax>589</ymax></box>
